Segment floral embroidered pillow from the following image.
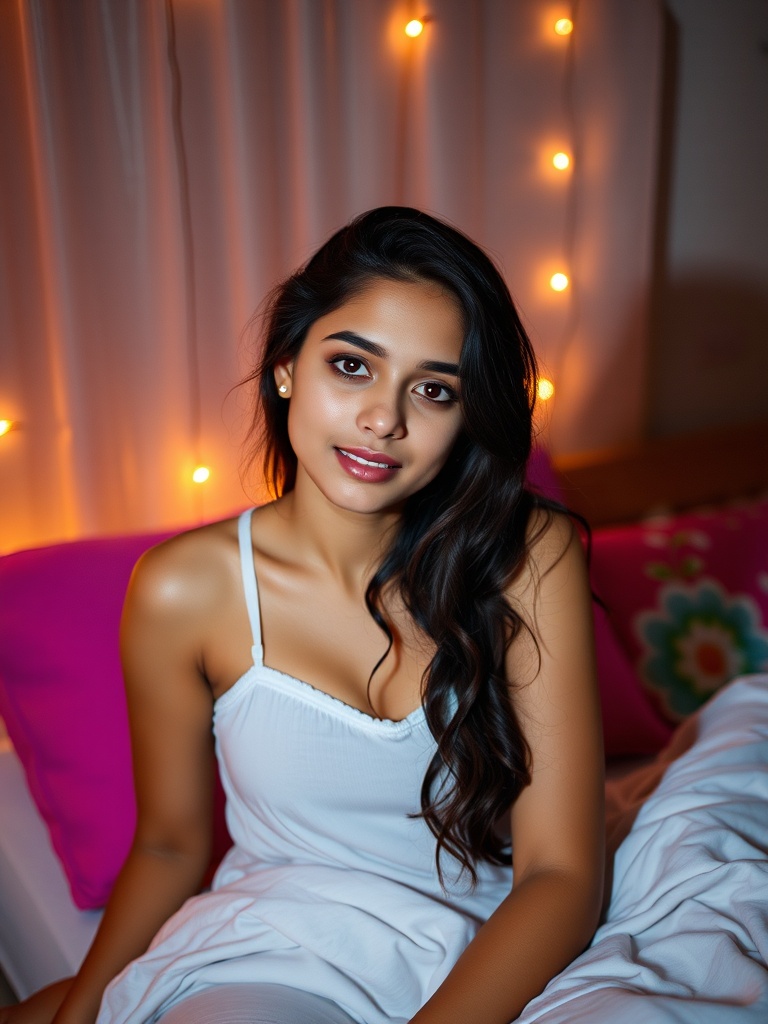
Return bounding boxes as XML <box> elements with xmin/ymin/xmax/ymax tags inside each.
<box><xmin>591</xmin><ymin>498</ymin><xmax>768</xmax><ymax>722</ymax></box>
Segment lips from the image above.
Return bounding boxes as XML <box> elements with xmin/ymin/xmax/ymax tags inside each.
<box><xmin>333</xmin><ymin>446</ymin><xmax>402</xmax><ymax>482</ymax></box>
<box><xmin>335</xmin><ymin>447</ymin><xmax>401</xmax><ymax>469</ymax></box>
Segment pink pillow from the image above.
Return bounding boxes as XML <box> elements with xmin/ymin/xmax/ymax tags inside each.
<box><xmin>591</xmin><ymin>498</ymin><xmax>768</xmax><ymax>722</ymax></box>
<box><xmin>0</xmin><ymin>531</ymin><xmax>231</xmax><ymax>909</ymax></box>
<box><xmin>528</xmin><ymin>445</ymin><xmax>672</xmax><ymax>757</ymax></box>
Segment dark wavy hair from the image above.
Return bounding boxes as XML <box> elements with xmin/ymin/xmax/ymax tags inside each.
<box><xmin>245</xmin><ymin>206</ymin><xmax>548</xmax><ymax>884</ymax></box>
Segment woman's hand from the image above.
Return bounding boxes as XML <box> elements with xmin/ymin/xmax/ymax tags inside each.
<box><xmin>0</xmin><ymin>979</ymin><xmax>72</xmax><ymax>1024</ymax></box>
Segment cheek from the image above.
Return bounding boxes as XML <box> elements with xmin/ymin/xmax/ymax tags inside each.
<box><xmin>285</xmin><ymin>378</ymin><xmax>342</xmax><ymax>448</ymax></box>
<box><xmin>420</xmin><ymin>415</ymin><xmax>464</xmax><ymax>469</ymax></box>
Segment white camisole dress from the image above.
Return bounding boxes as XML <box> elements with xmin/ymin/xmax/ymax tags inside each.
<box><xmin>96</xmin><ymin>508</ymin><xmax>513</xmax><ymax>1024</ymax></box>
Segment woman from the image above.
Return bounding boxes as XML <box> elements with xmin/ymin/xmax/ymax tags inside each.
<box><xmin>4</xmin><ymin>207</ymin><xmax>604</xmax><ymax>1024</ymax></box>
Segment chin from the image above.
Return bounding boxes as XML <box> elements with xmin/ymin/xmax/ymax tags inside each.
<box><xmin>325</xmin><ymin>488</ymin><xmax>406</xmax><ymax>518</ymax></box>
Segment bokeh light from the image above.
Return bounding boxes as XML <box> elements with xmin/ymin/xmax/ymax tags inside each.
<box><xmin>537</xmin><ymin>378</ymin><xmax>556</xmax><ymax>401</ymax></box>
<box><xmin>550</xmin><ymin>272</ymin><xmax>569</xmax><ymax>292</ymax></box>
<box><xmin>552</xmin><ymin>151</ymin><xmax>571</xmax><ymax>170</ymax></box>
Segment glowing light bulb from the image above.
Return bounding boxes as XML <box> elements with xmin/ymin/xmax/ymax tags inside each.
<box><xmin>192</xmin><ymin>465</ymin><xmax>210</xmax><ymax>484</ymax></box>
<box><xmin>550</xmin><ymin>272</ymin><xmax>569</xmax><ymax>292</ymax></box>
<box><xmin>537</xmin><ymin>378</ymin><xmax>555</xmax><ymax>402</ymax></box>
<box><xmin>405</xmin><ymin>19</ymin><xmax>424</xmax><ymax>37</ymax></box>
<box><xmin>554</xmin><ymin>18</ymin><xmax>573</xmax><ymax>36</ymax></box>
<box><xmin>552</xmin><ymin>151</ymin><xmax>570</xmax><ymax>170</ymax></box>
<box><xmin>0</xmin><ymin>419</ymin><xmax>13</xmax><ymax>437</ymax></box>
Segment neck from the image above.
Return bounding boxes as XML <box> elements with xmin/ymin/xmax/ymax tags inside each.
<box><xmin>274</xmin><ymin>470</ymin><xmax>402</xmax><ymax>592</ymax></box>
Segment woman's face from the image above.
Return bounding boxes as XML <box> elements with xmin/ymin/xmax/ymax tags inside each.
<box><xmin>275</xmin><ymin>276</ymin><xmax>465</xmax><ymax>516</ymax></box>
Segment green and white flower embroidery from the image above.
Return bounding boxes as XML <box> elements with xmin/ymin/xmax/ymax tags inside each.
<box><xmin>636</xmin><ymin>581</ymin><xmax>768</xmax><ymax>720</ymax></box>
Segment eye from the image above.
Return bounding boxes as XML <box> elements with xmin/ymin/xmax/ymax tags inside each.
<box><xmin>330</xmin><ymin>356</ymin><xmax>370</xmax><ymax>379</ymax></box>
<box><xmin>413</xmin><ymin>381</ymin><xmax>458</xmax><ymax>404</ymax></box>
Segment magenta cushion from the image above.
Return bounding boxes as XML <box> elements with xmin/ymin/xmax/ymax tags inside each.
<box><xmin>527</xmin><ymin>445</ymin><xmax>567</xmax><ymax>503</ymax></box>
<box><xmin>0</xmin><ymin>530</ymin><xmax>232</xmax><ymax>910</ymax></box>
<box><xmin>591</xmin><ymin>498</ymin><xmax>768</xmax><ymax>722</ymax></box>
<box><xmin>528</xmin><ymin>446</ymin><xmax>673</xmax><ymax>756</ymax></box>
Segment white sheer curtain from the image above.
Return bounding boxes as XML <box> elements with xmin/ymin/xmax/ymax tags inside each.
<box><xmin>0</xmin><ymin>0</ymin><xmax>663</xmax><ymax>553</ymax></box>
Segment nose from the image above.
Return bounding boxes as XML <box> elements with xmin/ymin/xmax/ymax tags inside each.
<box><xmin>356</xmin><ymin>383</ymin><xmax>406</xmax><ymax>440</ymax></box>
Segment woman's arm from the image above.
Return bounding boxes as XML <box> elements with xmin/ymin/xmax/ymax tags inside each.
<box><xmin>2</xmin><ymin>537</ymin><xmax>223</xmax><ymax>1024</ymax></box>
<box><xmin>410</xmin><ymin>514</ymin><xmax>605</xmax><ymax>1024</ymax></box>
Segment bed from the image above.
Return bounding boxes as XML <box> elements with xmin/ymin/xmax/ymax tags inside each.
<box><xmin>518</xmin><ymin>672</ymin><xmax>768</xmax><ymax>1022</ymax></box>
<box><xmin>1</xmin><ymin>420</ymin><xmax>767</xmax><ymax>1019</ymax></box>
<box><xmin>0</xmin><ymin>720</ymin><xmax>100</xmax><ymax>998</ymax></box>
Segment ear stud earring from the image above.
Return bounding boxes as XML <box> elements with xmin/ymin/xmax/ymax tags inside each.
<box><xmin>278</xmin><ymin>385</ymin><xmax>288</xmax><ymax>394</ymax></box>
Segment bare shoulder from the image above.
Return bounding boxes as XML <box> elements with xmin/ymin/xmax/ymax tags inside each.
<box><xmin>508</xmin><ymin>506</ymin><xmax>587</xmax><ymax>607</ymax></box>
<box><xmin>504</xmin><ymin>505</ymin><xmax>596</xmax><ymax>710</ymax></box>
<box><xmin>125</xmin><ymin>517</ymin><xmax>242</xmax><ymax>623</ymax></box>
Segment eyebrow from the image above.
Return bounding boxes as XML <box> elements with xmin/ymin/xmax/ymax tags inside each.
<box><xmin>322</xmin><ymin>330</ymin><xmax>460</xmax><ymax>376</ymax></box>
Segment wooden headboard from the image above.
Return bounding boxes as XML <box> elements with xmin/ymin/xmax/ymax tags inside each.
<box><xmin>552</xmin><ymin>419</ymin><xmax>768</xmax><ymax>528</ymax></box>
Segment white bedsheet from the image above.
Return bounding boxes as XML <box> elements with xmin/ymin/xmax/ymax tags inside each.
<box><xmin>518</xmin><ymin>673</ymin><xmax>768</xmax><ymax>1023</ymax></box>
<box><xmin>2</xmin><ymin>677</ymin><xmax>767</xmax><ymax>1018</ymax></box>
<box><xmin>0</xmin><ymin>737</ymin><xmax>101</xmax><ymax>1000</ymax></box>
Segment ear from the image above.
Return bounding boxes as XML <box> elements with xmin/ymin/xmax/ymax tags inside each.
<box><xmin>273</xmin><ymin>360</ymin><xmax>294</xmax><ymax>398</ymax></box>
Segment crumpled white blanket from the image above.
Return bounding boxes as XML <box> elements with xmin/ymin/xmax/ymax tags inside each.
<box><xmin>517</xmin><ymin>673</ymin><xmax>768</xmax><ymax>1023</ymax></box>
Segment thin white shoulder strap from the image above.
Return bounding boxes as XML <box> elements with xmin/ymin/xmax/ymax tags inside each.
<box><xmin>237</xmin><ymin>508</ymin><xmax>264</xmax><ymax>665</ymax></box>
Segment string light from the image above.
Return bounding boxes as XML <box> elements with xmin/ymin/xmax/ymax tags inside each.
<box><xmin>550</xmin><ymin>272</ymin><xmax>569</xmax><ymax>292</ymax></box>
<box><xmin>552</xmin><ymin>151</ymin><xmax>571</xmax><ymax>170</ymax></box>
<box><xmin>5</xmin><ymin>12</ymin><xmax>586</xmax><ymax>538</ymax></box>
<box><xmin>537</xmin><ymin>378</ymin><xmax>555</xmax><ymax>401</ymax></box>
